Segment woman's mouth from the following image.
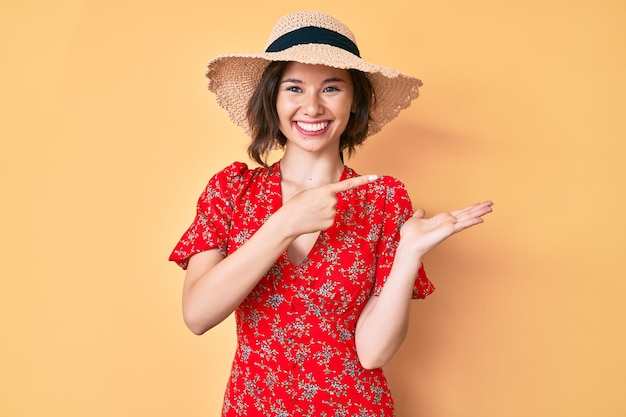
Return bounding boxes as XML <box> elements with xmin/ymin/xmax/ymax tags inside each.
<box><xmin>295</xmin><ymin>121</ymin><xmax>330</xmax><ymax>133</ymax></box>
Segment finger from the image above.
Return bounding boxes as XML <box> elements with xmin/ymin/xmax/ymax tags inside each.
<box><xmin>451</xmin><ymin>204</ymin><xmax>493</xmax><ymax>230</ymax></box>
<box><xmin>452</xmin><ymin>216</ymin><xmax>485</xmax><ymax>232</ymax></box>
<box><xmin>450</xmin><ymin>201</ymin><xmax>493</xmax><ymax>218</ymax></box>
<box><xmin>329</xmin><ymin>175</ymin><xmax>378</xmax><ymax>193</ymax></box>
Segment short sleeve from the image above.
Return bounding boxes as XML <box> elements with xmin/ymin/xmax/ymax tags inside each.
<box><xmin>370</xmin><ymin>177</ymin><xmax>435</xmax><ymax>299</ymax></box>
<box><xmin>168</xmin><ymin>162</ymin><xmax>249</xmax><ymax>269</ymax></box>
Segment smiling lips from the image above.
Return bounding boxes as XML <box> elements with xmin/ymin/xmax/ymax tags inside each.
<box><xmin>295</xmin><ymin>121</ymin><xmax>330</xmax><ymax>133</ymax></box>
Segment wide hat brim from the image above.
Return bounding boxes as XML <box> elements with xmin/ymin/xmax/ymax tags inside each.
<box><xmin>206</xmin><ymin>43</ymin><xmax>422</xmax><ymax>138</ymax></box>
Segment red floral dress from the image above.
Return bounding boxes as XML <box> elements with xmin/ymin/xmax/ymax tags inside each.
<box><xmin>170</xmin><ymin>161</ymin><xmax>434</xmax><ymax>417</ymax></box>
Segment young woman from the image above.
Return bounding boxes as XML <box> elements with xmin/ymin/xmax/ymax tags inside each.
<box><xmin>169</xmin><ymin>11</ymin><xmax>492</xmax><ymax>417</ymax></box>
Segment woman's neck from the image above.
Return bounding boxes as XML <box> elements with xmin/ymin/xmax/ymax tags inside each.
<box><xmin>279</xmin><ymin>150</ymin><xmax>344</xmax><ymax>190</ymax></box>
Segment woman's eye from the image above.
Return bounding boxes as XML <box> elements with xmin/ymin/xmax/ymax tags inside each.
<box><xmin>286</xmin><ymin>86</ymin><xmax>302</xmax><ymax>93</ymax></box>
<box><xmin>323</xmin><ymin>86</ymin><xmax>339</xmax><ymax>92</ymax></box>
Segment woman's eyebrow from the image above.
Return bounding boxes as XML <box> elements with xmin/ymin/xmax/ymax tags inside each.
<box><xmin>280</xmin><ymin>77</ymin><xmax>347</xmax><ymax>84</ymax></box>
<box><xmin>280</xmin><ymin>78</ymin><xmax>302</xmax><ymax>84</ymax></box>
<box><xmin>323</xmin><ymin>77</ymin><xmax>347</xmax><ymax>84</ymax></box>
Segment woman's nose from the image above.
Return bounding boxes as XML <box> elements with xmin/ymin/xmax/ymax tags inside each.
<box><xmin>303</xmin><ymin>93</ymin><xmax>323</xmax><ymax>116</ymax></box>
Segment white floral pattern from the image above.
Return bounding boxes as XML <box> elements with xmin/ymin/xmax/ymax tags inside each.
<box><xmin>170</xmin><ymin>161</ymin><xmax>434</xmax><ymax>417</ymax></box>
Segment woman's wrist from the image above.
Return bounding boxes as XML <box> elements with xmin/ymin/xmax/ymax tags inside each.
<box><xmin>265</xmin><ymin>206</ymin><xmax>300</xmax><ymax>243</ymax></box>
<box><xmin>394</xmin><ymin>239</ymin><xmax>425</xmax><ymax>272</ymax></box>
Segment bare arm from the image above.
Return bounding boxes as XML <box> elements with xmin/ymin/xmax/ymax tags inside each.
<box><xmin>182</xmin><ymin>175</ymin><xmax>378</xmax><ymax>335</ymax></box>
<box><xmin>182</xmin><ymin>211</ymin><xmax>294</xmax><ymax>334</ymax></box>
<box><xmin>355</xmin><ymin>201</ymin><xmax>493</xmax><ymax>369</ymax></box>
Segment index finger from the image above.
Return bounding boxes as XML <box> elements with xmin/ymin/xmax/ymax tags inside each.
<box><xmin>329</xmin><ymin>175</ymin><xmax>379</xmax><ymax>193</ymax></box>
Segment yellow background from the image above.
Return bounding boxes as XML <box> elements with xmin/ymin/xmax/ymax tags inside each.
<box><xmin>1</xmin><ymin>0</ymin><xmax>625</xmax><ymax>416</ymax></box>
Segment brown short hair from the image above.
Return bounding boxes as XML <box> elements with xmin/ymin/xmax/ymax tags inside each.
<box><xmin>246</xmin><ymin>61</ymin><xmax>375</xmax><ymax>168</ymax></box>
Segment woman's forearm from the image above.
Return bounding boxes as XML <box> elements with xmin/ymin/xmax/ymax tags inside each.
<box><xmin>182</xmin><ymin>210</ymin><xmax>296</xmax><ymax>334</ymax></box>
<box><xmin>355</xmin><ymin>242</ymin><xmax>423</xmax><ymax>369</ymax></box>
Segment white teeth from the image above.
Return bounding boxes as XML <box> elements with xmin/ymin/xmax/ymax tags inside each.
<box><xmin>296</xmin><ymin>121</ymin><xmax>329</xmax><ymax>132</ymax></box>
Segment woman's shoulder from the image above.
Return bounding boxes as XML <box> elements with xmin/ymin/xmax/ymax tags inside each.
<box><xmin>198</xmin><ymin>161</ymin><xmax>277</xmax><ymax>206</ymax></box>
<box><xmin>209</xmin><ymin>161</ymin><xmax>277</xmax><ymax>187</ymax></box>
<box><xmin>194</xmin><ymin>161</ymin><xmax>276</xmax><ymax>205</ymax></box>
<box><xmin>213</xmin><ymin>161</ymin><xmax>269</xmax><ymax>178</ymax></box>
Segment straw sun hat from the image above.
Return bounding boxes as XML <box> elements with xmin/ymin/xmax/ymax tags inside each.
<box><xmin>206</xmin><ymin>10</ymin><xmax>422</xmax><ymax>137</ymax></box>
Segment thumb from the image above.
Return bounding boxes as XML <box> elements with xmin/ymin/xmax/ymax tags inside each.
<box><xmin>413</xmin><ymin>208</ymin><xmax>426</xmax><ymax>219</ymax></box>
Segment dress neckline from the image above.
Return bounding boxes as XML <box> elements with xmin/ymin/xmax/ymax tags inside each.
<box><xmin>271</xmin><ymin>160</ymin><xmax>350</xmax><ymax>268</ymax></box>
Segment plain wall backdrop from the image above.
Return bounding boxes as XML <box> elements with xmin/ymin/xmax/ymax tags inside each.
<box><xmin>1</xmin><ymin>0</ymin><xmax>625</xmax><ymax>416</ymax></box>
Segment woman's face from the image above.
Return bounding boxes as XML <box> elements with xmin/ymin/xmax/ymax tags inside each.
<box><xmin>276</xmin><ymin>62</ymin><xmax>354</xmax><ymax>157</ymax></box>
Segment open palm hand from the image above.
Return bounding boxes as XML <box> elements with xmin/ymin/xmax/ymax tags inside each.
<box><xmin>400</xmin><ymin>201</ymin><xmax>493</xmax><ymax>257</ymax></box>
